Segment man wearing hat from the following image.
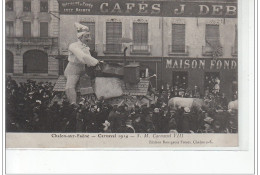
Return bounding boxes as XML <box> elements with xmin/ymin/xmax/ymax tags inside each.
<box><xmin>182</xmin><ymin>107</ymin><xmax>192</xmax><ymax>133</ymax></box>
<box><xmin>64</xmin><ymin>22</ymin><xmax>99</xmax><ymax>104</ymax></box>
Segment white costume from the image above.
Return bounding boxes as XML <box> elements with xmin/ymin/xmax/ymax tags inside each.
<box><xmin>64</xmin><ymin>22</ymin><xmax>99</xmax><ymax>104</ymax></box>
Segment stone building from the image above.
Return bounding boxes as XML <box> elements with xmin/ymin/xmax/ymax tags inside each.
<box><xmin>5</xmin><ymin>0</ymin><xmax>60</xmax><ymax>82</ymax></box>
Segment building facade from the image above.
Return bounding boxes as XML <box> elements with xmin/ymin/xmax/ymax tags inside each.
<box><xmin>5</xmin><ymin>0</ymin><xmax>60</xmax><ymax>82</ymax></box>
<box><xmin>57</xmin><ymin>0</ymin><xmax>237</xmax><ymax>100</ymax></box>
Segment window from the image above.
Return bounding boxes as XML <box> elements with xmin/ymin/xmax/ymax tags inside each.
<box><xmin>172</xmin><ymin>71</ymin><xmax>188</xmax><ymax>90</ymax></box>
<box><xmin>205</xmin><ymin>25</ymin><xmax>220</xmax><ymax>46</ymax></box>
<box><xmin>23</xmin><ymin>1</ymin><xmax>31</xmax><ymax>12</ymax></box>
<box><xmin>6</xmin><ymin>21</ymin><xmax>14</xmax><ymax>37</ymax></box>
<box><xmin>6</xmin><ymin>50</ymin><xmax>14</xmax><ymax>73</ymax></box>
<box><xmin>204</xmin><ymin>72</ymin><xmax>220</xmax><ymax>94</ymax></box>
<box><xmin>106</xmin><ymin>22</ymin><xmax>122</xmax><ymax>53</ymax></box>
<box><xmin>133</xmin><ymin>23</ymin><xmax>148</xmax><ymax>44</ymax></box>
<box><xmin>40</xmin><ymin>22</ymin><xmax>48</xmax><ymax>37</ymax></box>
<box><xmin>233</xmin><ymin>25</ymin><xmax>238</xmax><ymax>55</ymax></box>
<box><xmin>6</xmin><ymin>0</ymin><xmax>13</xmax><ymax>11</ymax></box>
<box><xmin>23</xmin><ymin>50</ymin><xmax>48</xmax><ymax>73</ymax></box>
<box><xmin>23</xmin><ymin>22</ymin><xmax>31</xmax><ymax>37</ymax></box>
<box><xmin>203</xmin><ymin>24</ymin><xmax>222</xmax><ymax>56</ymax></box>
<box><xmin>132</xmin><ymin>23</ymin><xmax>149</xmax><ymax>52</ymax></box>
<box><xmin>40</xmin><ymin>0</ymin><xmax>48</xmax><ymax>12</ymax></box>
<box><xmin>172</xmin><ymin>24</ymin><xmax>185</xmax><ymax>53</ymax></box>
<box><xmin>81</xmin><ymin>22</ymin><xmax>95</xmax><ymax>50</ymax></box>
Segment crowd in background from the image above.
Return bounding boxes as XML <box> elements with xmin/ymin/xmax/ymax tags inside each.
<box><xmin>6</xmin><ymin>76</ymin><xmax>238</xmax><ymax>133</ymax></box>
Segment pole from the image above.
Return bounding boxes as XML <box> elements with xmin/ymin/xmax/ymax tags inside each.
<box><xmin>156</xmin><ymin>62</ymin><xmax>158</xmax><ymax>89</ymax></box>
<box><xmin>124</xmin><ymin>47</ymin><xmax>128</xmax><ymax>66</ymax></box>
<box><xmin>161</xmin><ymin>16</ymin><xmax>164</xmax><ymax>90</ymax></box>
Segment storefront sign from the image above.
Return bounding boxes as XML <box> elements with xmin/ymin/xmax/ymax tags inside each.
<box><xmin>165</xmin><ymin>59</ymin><xmax>237</xmax><ymax>70</ymax></box>
<box><xmin>58</xmin><ymin>0</ymin><xmax>237</xmax><ymax>18</ymax></box>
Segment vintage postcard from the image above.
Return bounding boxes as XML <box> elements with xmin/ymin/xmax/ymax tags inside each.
<box><xmin>5</xmin><ymin>0</ymin><xmax>238</xmax><ymax>148</ymax></box>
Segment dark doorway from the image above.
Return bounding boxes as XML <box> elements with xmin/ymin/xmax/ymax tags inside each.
<box><xmin>23</xmin><ymin>50</ymin><xmax>48</xmax><ymax>73</ymax></box>
<box><xmin>172</xmin><ymin>71</ymin><xmax>188</xmax><ymax>89</ymax></box>
<box><xmin>204</xmin><ymin>72</ymin><xmax>220</xmax><ymax>93</ymax></box>
<box><xmin>6</xmin><ymin>50</ymin><xmax>14</xmax><ymax>73</ymax></box>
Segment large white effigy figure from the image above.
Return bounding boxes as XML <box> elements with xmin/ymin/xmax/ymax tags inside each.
<box><xmin>64</xmin><ymin>22</ymin><xmax>99</xmax><ymax>104</ymax></box>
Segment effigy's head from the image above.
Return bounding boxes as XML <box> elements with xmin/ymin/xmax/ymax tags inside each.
<box><xmin>75</xmin><ymin>22</ymin><xmax>91</xmax><ymax>44</ymax></box>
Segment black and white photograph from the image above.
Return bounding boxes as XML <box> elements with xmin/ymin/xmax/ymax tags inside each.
<box><xmin>4</xmin><ymin>0</ymin><xmax>240</xmax><ymax>148</ymax></box>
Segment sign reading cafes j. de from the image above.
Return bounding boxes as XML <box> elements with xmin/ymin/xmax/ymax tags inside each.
<box><xmin>58</xmin><ymin>0</ymin><xmax>237</xmax><ymax>18</ymax></box>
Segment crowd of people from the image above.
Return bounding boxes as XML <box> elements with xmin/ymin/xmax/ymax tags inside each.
<box><xmin>6</xmin><ymin>76</ymin><xmax>238</xmax><ymax>133</ymax></box>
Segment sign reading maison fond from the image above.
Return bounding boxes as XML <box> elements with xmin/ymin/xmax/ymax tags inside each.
<box><xmin>58</xmin><ymin>0</ymin><xmax>237</xmax><ymax>18</ymax></box>
<box><xmin>165</xmin><ymin>59</ymin><xmax>237</xmax><ymax>70</ymax></box>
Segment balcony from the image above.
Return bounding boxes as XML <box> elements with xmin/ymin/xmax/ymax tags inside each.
<box><xmin>168</xmin><ymin>45</ymin><xmax>189</xmax><ymax>56</ymax></box>
<box><xmin>103</xmin><ymin>44</ymin><xmax>123</xmax><ymax>54</ymax></box>
<box><xmin>6</xmin><ymin>37</ymin><xmax>58</xmax><ymax>46</ymax></box>
<box><xmin>231</xmin><ymin>46</ymin><xmax>238</xmax><ymax>57</ymax></box>
<box><xmin>202</xmin><ymin>46</ymin><xmax>223</xmax><ymax>57</ymax></box>
<box><xmin>130</xmin><ymin>44</ymin><xmax>151</xmax><ymax>55</ymax></box>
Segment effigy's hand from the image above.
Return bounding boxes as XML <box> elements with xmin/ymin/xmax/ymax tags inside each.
<box><xmin>94</xmin><ymin>61</ymin><xmax>104</xmax><ymax>71</ymax></box>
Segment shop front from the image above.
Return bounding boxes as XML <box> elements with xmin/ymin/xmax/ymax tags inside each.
<box><xmin>162</xmin><ymin>58</ymin><xmax>238</xmax><ymax>100</ymax></box>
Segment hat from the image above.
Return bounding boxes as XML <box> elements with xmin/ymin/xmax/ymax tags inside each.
<box><xmin>154</xmin><ymin>108</ymin><xmax>160</xmax><ymax>113</ymax></box>
<box><xmin>74</xmin><ymin>22</ymin><xmax>90</xmax><ymax>38</ymax></box>
<box><xmin>184</xmin><ymin>107</ymin><xmax>190</xmax><ymax>113</ymax></box>
<box><xmin>204</xmin><ymin>117</ymin><xmax>214</xmax><ymax>124</ymax></box>
<box><xmin>170</xmin><ymin>109</ymin><xmax>176</xmax><ymax>114</ymax></box>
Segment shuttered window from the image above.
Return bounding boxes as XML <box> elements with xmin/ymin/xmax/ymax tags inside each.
<box><xmin>40</xmin><ymin>22</ymin><xmax>48</xmax><ymax>37</ymax></box>
<box><xmin>133</xmin><ymin>23</ymin><xmax>148</xmax><ymax>44</ymax></box>
<box><xmin>23</xmin><ymin>0</ymin><xmax>31</xmax><ymax>12</ymax></box>
<box><xmin>6</xmin><ymin>21</ymin><xmax>14</xmax><ymax>37</ymax></box>
<box><xmin>106</xmin><ymin>22</ymin><xmax>122</xmax><ymax>52</ymax></box>
<box><xmin>81</xmin><ymin>22</ymin><xmax>95</xmax><ymax>50</ymax></box>
<box><xmin>6</xmin><ymin>0</ymin><xmax>13</xmax><ymax>11</ymax></box>
<box><xmin>234</xmin><ymin>25</ymin><xmax>238</xmax><ymax>53</ymax></box>
<box><xmin>205</xmin><ymin>24</ymin><xmax>220</xmax><ymax>47</ymax></box>
<box><xmin>23</xmin><ymin>22</ymin><xmax>31</xmax><ymax>37</ymax></box>
<box><xmin>40</xmin><ymin>0</ymin><xmax>48</xmax><ymax>12</ymax></box>
<box><xmin>172</xmin><ymin>24</ymin><xmax>185</xmax><ymax>52</ymax></box>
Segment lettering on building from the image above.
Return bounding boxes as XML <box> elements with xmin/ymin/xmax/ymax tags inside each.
<box><xmin>58</xmin><ymin>0</ymin><xmax>237</xmax><ymax>18</ymax></box>
<box><xmin>166</xmin><ymin>59</ymin><xmax>237</xmax><ymax>70</ymax></box>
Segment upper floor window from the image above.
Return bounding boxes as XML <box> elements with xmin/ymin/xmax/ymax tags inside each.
<box><xmin>133</xmin><ymin>23</ymin><xmax>148</xmax><ymax>45</ymax></box>
<box><xmin>131</xmin><ymin>23</ymin><xmax>150</xmax><ymax>54</ymax></box>
<box><xmin>40</xmin><ymin>22</ymin><xmax>48</xmax><ymax>37</ymax></box>
<box><xmin>105</xmin><ymin>22</ymin><xmax>122</xmax><ymax>53</ymax></box>
<box><xmin>23</xmin><ymin>0</ymin><xmax>31</xmax><ymax>12</ymax></box>
<box><xmin>6</xmin><ymin>21</ymin><xmax>14</xmax><ymax>37</ymax></box>
<box><xmin>6</xmin><ymin>0</ymin><xmax>13</xmax><ymax>11</ymax></box>
<box><xmin>23</xmin><ymin>22</ymin><xmax>31</xmax><ymax>37</ymax></box>
<box><xmin>81</xmin><ymin>22</ymin><xmax>95</xmax><ymax>51</ymax></box>
<box><xmin>203</xmin><ymin>24</ymin><xmax>222</xmax><ymax>57</ymax></box>
<box><xmin>205</xmin><ymin>24</ymin><xmax>220</xmax><ymax>46</ymax></box>
<box><xmin>40</xmin><ymin>0</ymin><xmax>48</xmax><ymax>12</ymax></box>
<box><xmin>233</xmin><ymin>25</ymin><xmax>238</xmax><ymax>56</ymax></box>
<box><xmin>171</xmin><ymin>24</ymin><xmax>186</xmax><ymax>53</ymax></box>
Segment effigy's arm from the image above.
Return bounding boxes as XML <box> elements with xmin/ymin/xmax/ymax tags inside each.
<box><xmin>69</xmin><ymin>44</ymin><xmax>99</xmax><ymax>67</ymax></box>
